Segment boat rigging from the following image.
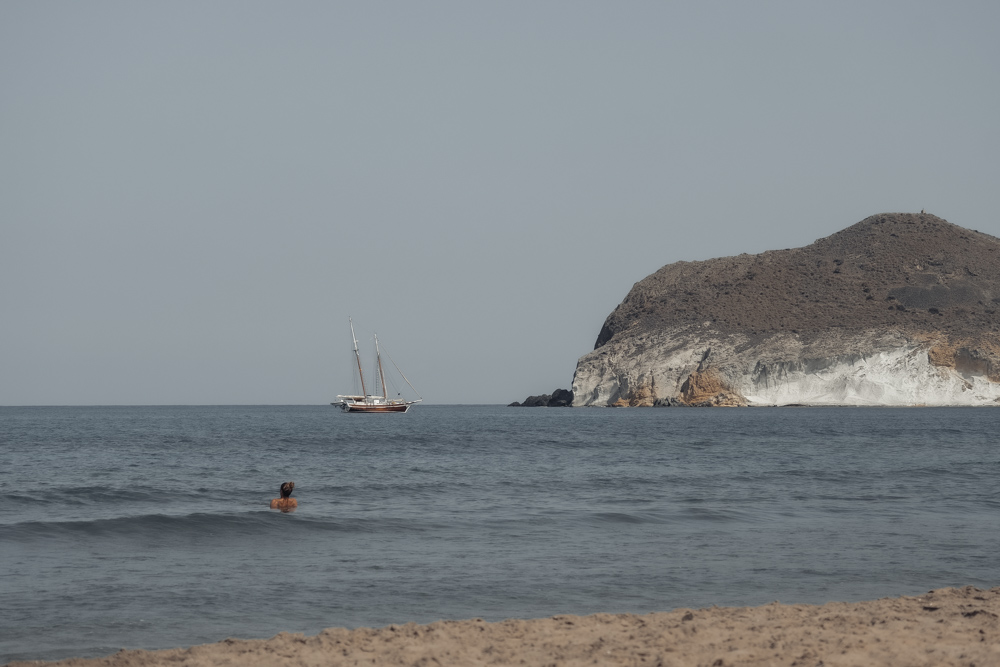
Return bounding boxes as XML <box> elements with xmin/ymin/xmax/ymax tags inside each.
<box><xmin>334</xmin><ymin>318</ymin><xmax>422</xmax><ymax>413</ymax></box>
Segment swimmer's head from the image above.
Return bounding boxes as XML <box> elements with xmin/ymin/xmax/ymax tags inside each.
<box><xmin>279</xmin><ymin>481</ymin><xmax>295</xmax><ymax>498</ymax></box>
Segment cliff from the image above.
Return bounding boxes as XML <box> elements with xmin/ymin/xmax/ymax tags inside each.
<box><xmin>572</xmin><ymin>213</ymin><xmax>1000</xmax><ymax>406</ymax></box>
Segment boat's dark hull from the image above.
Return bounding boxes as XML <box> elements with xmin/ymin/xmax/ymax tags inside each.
<box><xmin>333</xmin><ymin>400</ymin><xmax>414</xmax><ymax>413</ymax></box>
<box><xmin>342</xmin><ymin>402</ymin><xmax>411</xmax><ymax>413</ymax></box>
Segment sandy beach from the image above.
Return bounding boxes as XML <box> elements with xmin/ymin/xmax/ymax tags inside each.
<box><xmin>10</xmin><ymin>586</ymin><xmax>999</xmax><ymax>667</ymax></box>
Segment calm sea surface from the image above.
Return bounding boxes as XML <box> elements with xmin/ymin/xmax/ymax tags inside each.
<box><xmin>1</xmin><ymin>405</ymin><xmax>998</xmax><ymax>662</ymax></box>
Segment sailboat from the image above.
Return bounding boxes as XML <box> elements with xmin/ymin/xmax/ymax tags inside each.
<box><xmin>334</xmin><ymin>318</ymin><xmax>422</xmax><ymax>413</ymax></box>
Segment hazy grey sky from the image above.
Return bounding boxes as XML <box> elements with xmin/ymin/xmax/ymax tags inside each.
<box><xmin>2</xmin><ymin>1</ymin><xmax>998</xmax><ymax>405</ymax></box>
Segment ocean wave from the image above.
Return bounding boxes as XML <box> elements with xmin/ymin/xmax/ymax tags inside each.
<box><xmin>588</xmin><ymin>511</ymin><xmax>663</xmax><ymax>525</ymax></box>
<box><xmin>0</xmin><ymin>511</ymin><xmax>273</xmax><ymax>541</ymax></box>
<box><xmin>0</xmin><ymin>510</ymin><xmax>454</xmax><ymax>542</ymax></box>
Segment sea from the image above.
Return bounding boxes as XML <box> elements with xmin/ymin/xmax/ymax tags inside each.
<box><xmin>1</xmin><ymin>404</ymin><xmax>998</xmax><ymax>663</ymax></box>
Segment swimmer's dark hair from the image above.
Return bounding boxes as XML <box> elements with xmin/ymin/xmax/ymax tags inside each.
<box><xmin>279</xmin><ymin>481</ymin><xmax>295</xmax><ymax>498</ymax></box>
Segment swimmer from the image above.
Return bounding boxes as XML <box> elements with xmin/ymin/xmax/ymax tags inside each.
<box><xmin>270</xmin><ymin>481</ymin><xmax>298</xmax><ymax>512</ymax></box>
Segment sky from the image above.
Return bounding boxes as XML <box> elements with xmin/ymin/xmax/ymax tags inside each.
<box><xmin>2</xmin><ymin>1</ymin><xmax>998</xmax><ymax>405</ymax></box>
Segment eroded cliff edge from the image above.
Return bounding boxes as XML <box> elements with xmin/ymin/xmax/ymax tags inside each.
<box><xmin>572</xmin><ymin>213</ymin><xmax>1000</xmax><ymax>406</ymax></box>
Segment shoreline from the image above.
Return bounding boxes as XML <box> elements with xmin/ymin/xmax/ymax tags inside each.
<box><xmin>10</xmin><ymin>587</ymin><xmax>999</xmax><ymax>667</ymax></box>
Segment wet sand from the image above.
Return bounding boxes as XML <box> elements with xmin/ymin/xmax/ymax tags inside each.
<box><xmin>10</xmin><ymin>587</ymin><xmax>999</xmax><ymax>667</ymax></box>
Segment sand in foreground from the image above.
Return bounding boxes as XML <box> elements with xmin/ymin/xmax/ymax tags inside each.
<box><xmin>11</xmin><ymin>587</ymin><xmax>999</xmax><ymax>667</ymax></box>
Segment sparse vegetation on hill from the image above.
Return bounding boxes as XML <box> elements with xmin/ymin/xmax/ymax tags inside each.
<box><xmin>596</xmin><ymin>213</ymin><xmax>1000</xmax><ymax>354</ymax></box>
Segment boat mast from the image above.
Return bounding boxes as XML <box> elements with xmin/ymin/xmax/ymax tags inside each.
<box><xmin>375</xmin><ymin>333</ymin><xmax>387</xmax><ymax>399</ymax></box>
<box><xmin>350</xmin><ymin>317</ymin><xmax>367</xmax><ymax>398</ymax></box>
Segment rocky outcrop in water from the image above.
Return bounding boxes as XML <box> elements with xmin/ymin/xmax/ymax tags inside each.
<box><xmin>572</xmin><ymin>213</ymin><xmax>1000</xmax><ymax>406</ymax></box>
<box><xmin>509</xmin><ymin>388</ymin><xmax>574</xmax><ymax>407</ymax></box>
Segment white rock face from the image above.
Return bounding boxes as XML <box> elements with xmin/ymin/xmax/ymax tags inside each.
<box><xmin>571</xmin><ymin>327</ymin><xmax>1000</xmax><ymax>407</ymax></box>
<box><xmin>741</xmin><ymin>347</ymin><xmax>1000</xmax><ymax>406</ymax></box>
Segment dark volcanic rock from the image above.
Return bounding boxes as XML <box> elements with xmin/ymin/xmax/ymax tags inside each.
<box><xmin>520</xmin><ymin>394</ymin><xmax>551</xmax><ymax>407</ymax></box>
<box><xmin>548</xmin><ymin>388</ymin><xmax>574</xmax><ymax>407</ymax></box>
<box><xmin>510</xmin><ymin>389</ymin><xmax>574</xmax><ymax>407</ymax></box>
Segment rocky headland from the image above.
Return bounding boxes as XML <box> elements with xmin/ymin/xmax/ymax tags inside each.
<box><xmin>572</xmin><ymin>212</ymin><xmax>1000</xmax><ymax>407</ymax></box>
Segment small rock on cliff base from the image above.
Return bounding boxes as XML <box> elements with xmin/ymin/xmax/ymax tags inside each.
<box><xmin>510</xmin><ymin>389</ymin><xmax>574</xmax><ymax>407</ymax></box>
